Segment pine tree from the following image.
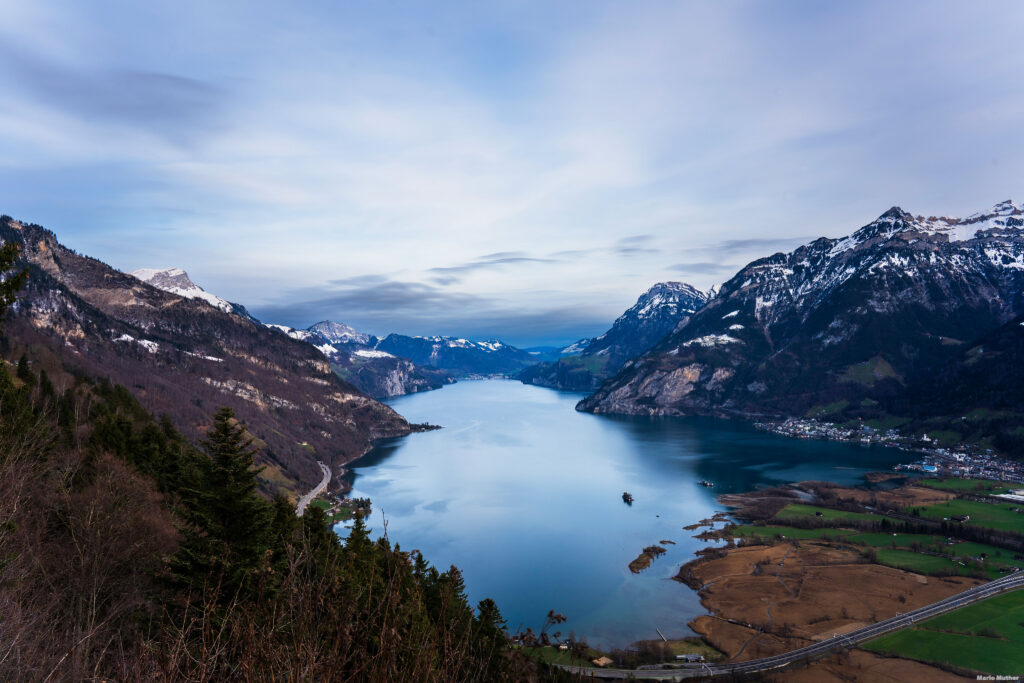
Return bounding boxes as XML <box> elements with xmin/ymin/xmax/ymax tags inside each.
<box><xmin>171</xmin><ymin>407</ymin><xmax>271</xmax><ymax>603</ymax></box>
<box><xmin>0</xmin><ymin>241</ymin><xmax>27</xmax><ymax>326</ymax></box>
<box><xmin>16</xmin><ymin>353</ymin><xmax>33</xmax><ymax>387</ymax></box>
<box><xmin>474</xmin><ymin>597</ymin><xmax>508</xmax><ymax>676</ymax></box>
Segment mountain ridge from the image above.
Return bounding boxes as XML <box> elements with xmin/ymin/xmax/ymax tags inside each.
<box><xmin>578</xmin><ymin>201</ymin><xmax>1024</xmax><ymax>458</ymax></box>
<box><xmin>0</xmin><ymin>215</ymin><xmax>412</xmax><ymax>491</ymax></box>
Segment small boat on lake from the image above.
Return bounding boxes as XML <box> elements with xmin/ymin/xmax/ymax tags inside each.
<box><xmin>622</xmin><ymin>492</ymin><xmax>634</xmax><ymax>504</ymax></box>
<box><xmin>697</xmin><ymin>480</ymin><xmax>714</xmax><ymax>487</ymax></box>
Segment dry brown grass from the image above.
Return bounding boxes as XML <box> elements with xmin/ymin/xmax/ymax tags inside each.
<box><xmin>684</xmin><ymin>540</ymin><xmax>981</xmax><ymax>664</ymax></box>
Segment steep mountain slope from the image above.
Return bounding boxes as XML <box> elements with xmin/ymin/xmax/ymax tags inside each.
<box><xmin>579</xmin><ymin>201</ymin><xmax>1024</xmax><ymax>426</ymax></box>
<box><xmin>900</xmin><ymin>313</ymin><xmax>1024</xmax><ymax>457</ymax></box>
<box><xmin>0</xmin><ymin>216</ymin><xmax>412</xmax><ymax>490</ymax></box>
<box><xmin>375</xmin><ymin>334</ymin><xmax>537</xmax><ymax>376</ymax></box>
<box><xmin>131</xmin><ymin>271</ymin><xmax>452</xmax><ymax>400</ymax></box>
<box><xmin>521</xmin><ymin>282</ymin><xmax>710</xmax><ymax>390</ymax></box>
<box><xmin>266</xmin><ymin>322</ymin><xmax>452</xmax><ymax>398</ymax></box>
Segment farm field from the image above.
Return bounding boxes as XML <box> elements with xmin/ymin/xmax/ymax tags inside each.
<box><xmin>729</xmin><ymin>525</ymin><xmax>1023</xmax><ymax>578</ymax></box>
<box><xmin>864</xmin><ymin>589</ymin><xmax>1024</xmax><ymax>675</ymax></box>
<box><xmin>730</xmin><ymin>525</ymin><xmax>855</xmax><ymax>540</ymax></box>
<box><xmin>912</xmin><ymin>499</ymin><xmax>1024</xmax><ymax>533</ymax></box>
<box><xmin>872</xmin><ymin>548</ymin><xmax>964</xmax><ymax>575</ymax></box>
<box><xmin>917</xmin><ymin>477</ymin><xmax>1013</xmax><ymax>494</ymax></box>
<box><xmin>775</xmin><ymin>504</ymin><xmax>883</xmax><ymax>523</ymax></box>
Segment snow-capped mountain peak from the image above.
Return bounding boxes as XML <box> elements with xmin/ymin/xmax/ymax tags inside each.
<box><xmin>308</xmin><ymin>320</ymin><xmax>371</xmax><ymax>346</ymax></box>
<box><xmin>830</xmin><ymin>200</ymin><xmax>1024</xmax><ymax>256</ymax></box>
<box><xmin>624</xmin><ymin>282</ymin><xmax>709</xmax><ymax>321</ymax></box>
<box><xmin>130</xmin><ymin>267</ymin><xmax>233</xmax><ymax>313</ymax></box>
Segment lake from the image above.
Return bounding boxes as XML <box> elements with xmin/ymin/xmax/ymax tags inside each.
<box><xmin>340</xmin><ymin>379</ymin><xmax>907</xmax><ymax>649</ymax></box>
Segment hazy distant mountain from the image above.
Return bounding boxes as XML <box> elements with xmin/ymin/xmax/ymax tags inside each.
<box><xmin>265</xmin><ymin>322</ymin><xmax>452</xmax><ymax>399</ymax></box>
<box><xmin>1</xmin><ymin>216</ymin><xmax>412</xmax><ymax>492</ymax></box>
<box><xmin>308</xmin><ymin>320</ymin><xmax>373</xmax><ymax>346</ymax></box>
<box><xmin>376</xmin><ymin>334</ymin><xmax>538</xmax><ymax>376</ymax></box>
<box><xmin>521</xmin><ymin>282</ymin><xmax>710</xmax><ymax>390</ymax></box>
<box><xmin>579</xmin><ymin>201</ymin><xmax>1024</xmax><ymax>456</ymax></box>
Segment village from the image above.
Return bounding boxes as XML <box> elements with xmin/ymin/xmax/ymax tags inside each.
<box><xmin>755</xmin><ymin>417</ymin><xmax>1024</xmax><ymax>485</ymax></box>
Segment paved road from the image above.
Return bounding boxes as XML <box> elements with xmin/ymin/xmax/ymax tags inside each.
<box><xmin>559</xmin><ymin>572</ymin><xmax>1024</xmax><ymax>680</ymax></box>
<box><xmin>295</xmin><ymin>461</ymin><xmax>331</xmax><ymax>517</ymax></box>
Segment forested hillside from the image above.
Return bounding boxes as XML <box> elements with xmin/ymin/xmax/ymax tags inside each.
<box><xmin>0</xmin><ymin>243</ymin><xmax>566</xmax><ymax>681</ymax></box>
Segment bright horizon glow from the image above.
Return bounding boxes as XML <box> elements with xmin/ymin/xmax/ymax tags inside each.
<box><xmin>2</xmin><ymin>1</ymin><xmax>1024</xmax><ymax>346</ymax></box>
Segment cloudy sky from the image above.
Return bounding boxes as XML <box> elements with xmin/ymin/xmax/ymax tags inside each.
<box><xmin>2</xmin><ymin>1</ymin><xmax>1024</xmax><ymax>346</ymax></box>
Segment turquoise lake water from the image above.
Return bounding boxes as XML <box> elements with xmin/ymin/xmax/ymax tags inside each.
<box><xmin>339</xmin><ymin>379</ymin><xmax>907</xmax><ymax>648</ymax></box>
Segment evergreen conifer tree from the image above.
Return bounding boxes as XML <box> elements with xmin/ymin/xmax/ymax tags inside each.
<box><xmin>16</xmin><ymin>353</ymin><xmax>33</xmax><ymax>387</ymax></box>
<box><xmin>0</xmin><ymin>241</ymin><xmax>27</xmax><ymax>325</ymax></box>
<box><xmin>171</xmin><ymin>407</ymin><xmax>271</xmax><ymax>603</ymax></box>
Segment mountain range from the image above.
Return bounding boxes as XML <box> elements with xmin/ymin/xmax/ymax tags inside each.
<box><xmin>6</xmin><ymin>198</ymin><xmax>1024</xmax><ymax>467</ymax></box>
<box><xmin>520</xmin><ymin>282</ymin><xmax>710</xmax><ymax>390</ymax></box>
<box><xmin>578</xmin><ymin>201</ymin><xmax>1024</xmax><ymax>457</ymax></box>
<box><xmin>0</xmin><ymin>218</ymin><xmax>412</xmax><ymax>493</ymax></box>
<box><xmin>262</xmin><ymin>323</ymin><xmax>537</xmax><ymax>394</ymax></box>
<box><xmin>262</xmin><ymin>322</ymin><xmax>453</xmax><ymax>398</ymax></box>
<box><xmin>375</xmin><ymin>334</ymin><xmax>537</xmax><ymax>376</ymax></box>
<box><xmin>131</xmin><ymin>269</ymin><xmax>533</xmax><ymax>398</ymax></box>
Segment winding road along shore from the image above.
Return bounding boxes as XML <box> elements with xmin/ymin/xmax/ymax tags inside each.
<box><xmin>559</xmin><ymin>572</ymin><xmax>1024</xmax><ymax>680</ymax></box>
<box><xmin>296</xmin><ymin>461</ymin><xmax>331</xmax><ymax>516</ymax></box>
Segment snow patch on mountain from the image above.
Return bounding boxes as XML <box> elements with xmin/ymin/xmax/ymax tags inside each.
<box><xmin>185</xmin><ymin>351</ymin><xmax>224</xmax><ymax>362</ymax></box>
<box><xmin>354</xmin><ymin>349</ymin><xmax>394</xmax><ymax>359</ymax></box>
<box><xmin>114</xmin><ymin>333</ymin><xmax>159</xmax><ymax>353</ymax></box>
<box><xmin>561</xmin><ymin>338</ymin><xmax>591</xmax><ymax>355</ymax></box>
<box><xmin>682</xmin><ymin>334</ymin><xmax>741</xmax><ymax>348</ymax></box>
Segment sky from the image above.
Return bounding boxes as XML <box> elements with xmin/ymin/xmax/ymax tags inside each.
<box><xmin>2</xmin><ymin>1</ymin><xmax>1024</xmax><ymax>346</ymax></box>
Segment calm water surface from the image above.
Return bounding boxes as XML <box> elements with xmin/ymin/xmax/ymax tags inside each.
<box><xmin>339</xmin><ymin>380</ymin><xmax>906</xmax><ymax>648</ymax></box>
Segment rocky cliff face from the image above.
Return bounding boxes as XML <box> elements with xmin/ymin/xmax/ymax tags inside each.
<box><xmin>579</xmin><ymin>201</ymin><xmax>1024</xmax><ymax>422</ymax></box>
<box><xmin>1</xmin><ymin>216</ymin><xmax>412</xmax><ymax>491</ymax></box>
<box><xmin>521</xmin><ymin>282</ymin><xmax>710</xmax><ymax>391</ymax></box>
<box><xmin>330</xmin><ymin>348</ymin><xmax>453</xmax><ymax>398</ymax></box>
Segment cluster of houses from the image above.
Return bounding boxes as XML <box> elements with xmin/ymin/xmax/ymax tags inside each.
<box><xmin>895</xmin><ymin>450</ymin><xmax>1024</xmax><ymax>485</ymax></box>
<box><xmin>754</xmin><ymin>416</ymin><xmax>1024</xmax><ymax>493</ymax></box>
<box><xmin>754</xmin><ymin>418</ymin><xmax>882</xmax><ymax>444</ymax></box>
